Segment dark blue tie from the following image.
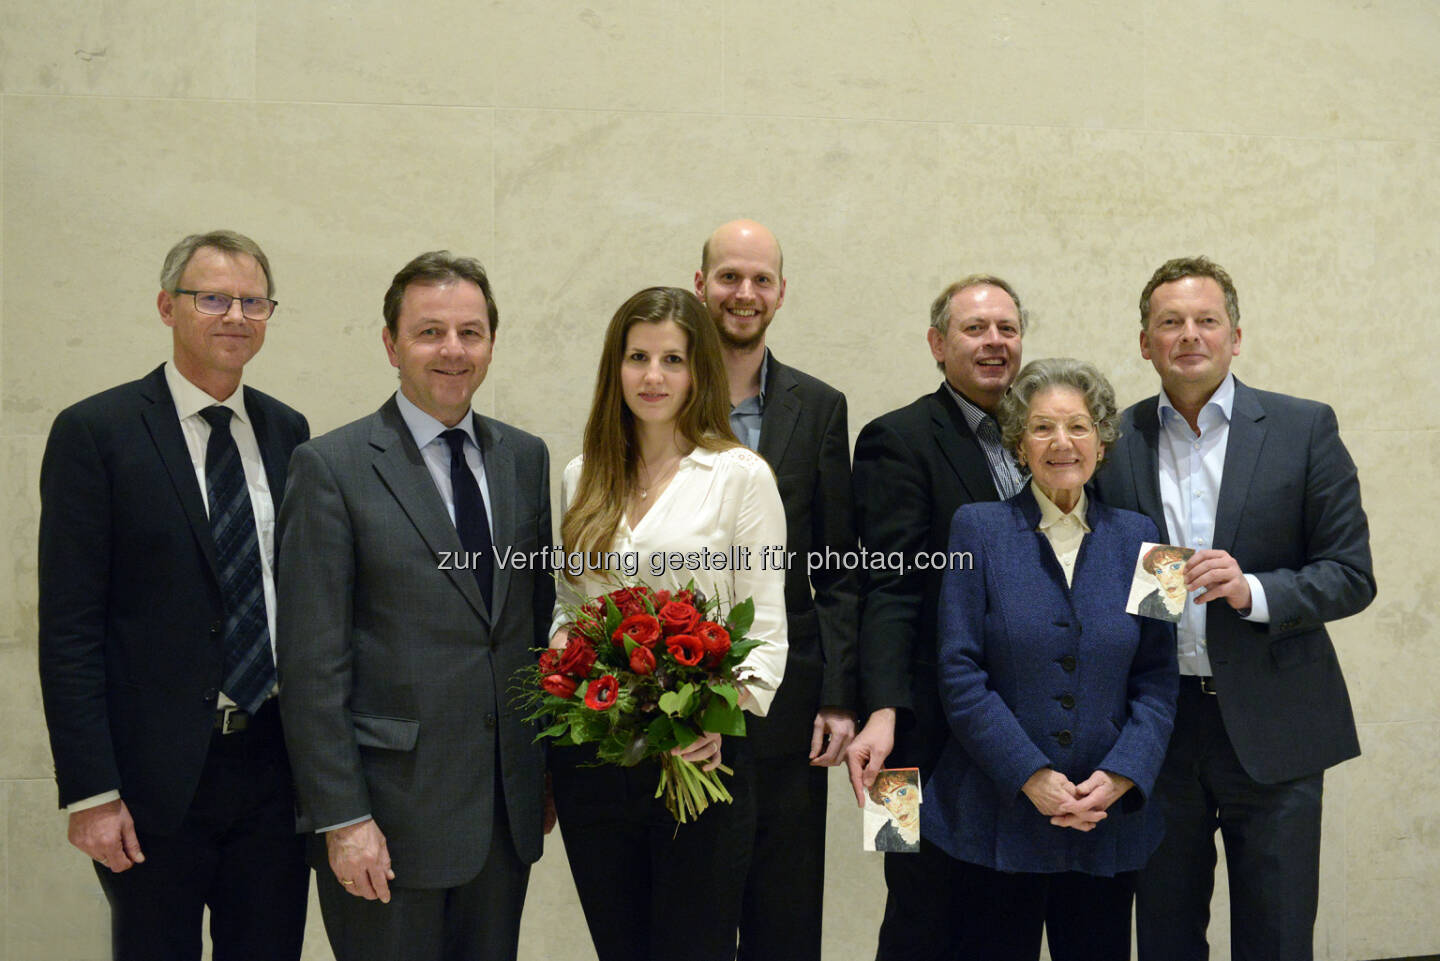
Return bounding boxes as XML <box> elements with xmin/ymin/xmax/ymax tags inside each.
<box><xmin>199</xmin><ymin>406</ymin><xmax>275</xmax><ymax>713</ymax></box>
<box><xmin>442</xmin><ymin>428</ymin><xmax>494</xmax><ymax>609</ymax></box>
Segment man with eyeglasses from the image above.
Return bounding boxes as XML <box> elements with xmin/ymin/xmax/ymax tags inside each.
<box><xmin>38</xmin><ymin>230</ymin><xmax>310</xmax><ymax>960</ymax></box>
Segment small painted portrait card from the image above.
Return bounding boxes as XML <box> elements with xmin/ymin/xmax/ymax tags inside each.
<box><xmin>1126</xmin><ymin>542</ymin><xmax>1195</xmax><ymax>623</ymax></box>
<box><xmin>863</xmin><ymin>767</ymin><xmax>922</xmax><ymax>853</ymax></box>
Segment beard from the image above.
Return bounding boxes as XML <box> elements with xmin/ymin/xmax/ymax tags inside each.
<box><xmin>715</xmin><ymin>311</ymin><xmax>771</xmax><ymax>352</ymax></box>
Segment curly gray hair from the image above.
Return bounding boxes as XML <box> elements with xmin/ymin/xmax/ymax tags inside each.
<box><xmin>997</xmin><ymin>358</ymin><xmax>1120</xmax><ymax>463</ymax></box>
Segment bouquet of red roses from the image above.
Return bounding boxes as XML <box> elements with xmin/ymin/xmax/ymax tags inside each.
<box><xmin>521</xmin><ymin>581</ymin><xmax>761</xmax><ymax>823</ymax></box>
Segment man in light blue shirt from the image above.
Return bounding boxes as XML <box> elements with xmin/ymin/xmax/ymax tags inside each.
<box><xmin>1095</xmin><ymin>256</ymin><xmax>1374</xmax><ymax>961</ymax></box>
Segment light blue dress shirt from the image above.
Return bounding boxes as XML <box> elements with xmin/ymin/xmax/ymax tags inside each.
<box><xmin>394</xmin><ymin>389</ymin><xmax>492</xmax><ymax>528</ymax></box>
<box><xmin>728</xmin><ymin>349</ymin><xmax>769</xmax><ymax>451</ymax></box>
<box><xmin>1156</xmin><ymin>374</ymin><xmax>1268</xmax><ymax>676</ymax></box>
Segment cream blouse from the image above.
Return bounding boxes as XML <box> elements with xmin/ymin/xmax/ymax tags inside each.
<box><xmin>550</xmin><ymin>446</ymin><xmax>789</xmax><ymax>716</ymax></box>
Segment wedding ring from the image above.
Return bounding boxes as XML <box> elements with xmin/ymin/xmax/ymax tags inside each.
<box><xmin>98</xmin><ymin>856</ymin><xmax>108</xmax><ymax>863</ymax></box>
<box><xmin>340</xmin><ymin>878</ymin><xmax>355</xmax><ymax>886</ymax></box>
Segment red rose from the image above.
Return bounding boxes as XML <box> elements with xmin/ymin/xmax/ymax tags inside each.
<box><xmin>666</xmin><ymin>634</ymin><xmax>705</xmax><ymax>667</ymax></box>
<box><xmin>541</xmin><ymin>674</ymin><xmax>579</xmax><ymax>699</ymax></box>
<box><xmin>696</xmin><ymin>621</ymin><xmax>731</xmax><ymax>665</ymax></box>
<box><xmin>653</xmin><ymin>589</ymin><xmax>672</xmax><ymax>608</ymax></box>
<box><xmin>613</xmin><ymin>613</ymin><xmax>662</xmax><ymax>649</ymax></box>
<box><xmin>558</xmin><ymin>636</ymin><xmax>598</xmax><ymax>677</ymax></box>
<box><xmin>584</xmin><ymin>674</ymin><xmax>620</xmax><ymax>710</ymax></box>
<box><xmin>659</xmin><ymin>601</ymin><xmax>701</xmax><ymax>637</ymax></box>
<box><xmin>607</xmin><ymin>588</ymin><xmax>648</xmax><ymax>618</ymax></box>
<box><xmin>538</xmin><ymin>649</ymin><xmax>561</xmax><ymax>674</ymax></box>
<box><xmin>629</xmin><ymin>645</ymin><xmax>657</xmax><ymax>675</ymax></box>
<box><xmin>672</xmin><ymin>589</ymin><xmax>695</xmax><ymax>607</ymax></box>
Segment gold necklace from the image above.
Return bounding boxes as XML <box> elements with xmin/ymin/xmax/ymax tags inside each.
<box><xmin>637</xmin><ymin>454</ymin><xmax>682</xmax><ymax>500</ymax></box>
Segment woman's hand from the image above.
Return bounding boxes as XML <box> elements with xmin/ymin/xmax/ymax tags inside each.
<box><xmin>549</xmin><ymin>628</ymin><xmax>570</xmax><ymax>650</ymax></box>
<box><xmin>1049</xmin><ymin>770</ymin><xmax>1133</xmax><ymax>831</ymax></box>
<box><xmin>672</xmin><ymin>731</ymin><xmax>723</xmax><ymax>772</ymax></box>
<box><xmin>1020</xmin><ymin>767</ymin><xmax>1080</xmax><ymax>817</ymax></box>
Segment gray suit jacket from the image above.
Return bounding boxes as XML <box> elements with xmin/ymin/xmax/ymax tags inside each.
<box><xmin>1093</xmin><ymin>378</ymin><xmax>1374</xmax><ymax>783</ymax></box>
<box><xmin>276</xmin><ymin>396</ymin><xmax>554</xmax><ymax>887</ymax></box>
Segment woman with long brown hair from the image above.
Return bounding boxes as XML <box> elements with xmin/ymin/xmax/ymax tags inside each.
<box><xmin>548</xmin><ymin>286</ymin><xmax>787</xmax><ymax>961</ymax></box>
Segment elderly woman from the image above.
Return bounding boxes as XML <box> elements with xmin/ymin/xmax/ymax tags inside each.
<box><xmin>921</xmin><ymin>358</ymin><xmax>1178</xmax><ymax>961</ymax></box>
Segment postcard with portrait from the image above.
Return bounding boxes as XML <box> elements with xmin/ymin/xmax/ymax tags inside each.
<box><xmin>1125</xmin><ymin>541</ymin><xmax>1195</xmax><ymax>623</ymax></box>
<box><xmin>862</xmin><ymin>767</ymin><xmax>921</xmax><ymax>853</ymax></box>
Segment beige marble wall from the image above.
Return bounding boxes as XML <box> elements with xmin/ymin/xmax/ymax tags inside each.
<box><xmin>3</xmin><ymin>1</ymin><xmax>1436</xmax><ymax>958</ymax></box>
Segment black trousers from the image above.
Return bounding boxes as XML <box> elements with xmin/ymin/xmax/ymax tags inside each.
<box><xmin>737</xmin><ymin>757</ymin><xmax>828</xmax><ymax>961</ymax></box>
<box><xmin>551</xmin><ymin>741</ymin><xmax>756</xmax><ymax>961</ymax></box>
<box><xmin>95</xmin><ymin>699</ymin><xmax>308</xmax><ymax>961</ymax></box>
<box><xmin>951</xmin><ymin>859</ymin><xmax>1136</xmax><ymax>961</ymax></box>
<box><xmin>314</xmin><ymin>805</ymin><xmax>530</xmax><ymax>961</ymax></box>
<box><xmin>875</xmin><ymin>838</ymin><xmax>961</xmax><ymax>961</ymax></box>
<box><xmin>875</xmin><ymin>839</ymin><xmax>1133</xmax><ymax>961</ymax></box>
<box><xmin>1136</xmin><ymin>680</ymin><xmax>1325</xmax><ymax>961</ymax></box>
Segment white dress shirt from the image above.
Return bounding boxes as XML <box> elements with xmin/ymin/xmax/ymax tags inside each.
<box><xmin>1157</xmin><ymin>374</ymin><xmax>1269</xmax><ymax>676</ymax></box>
<box><xmin>551</xmin><ymin>446</ymin><xmax>789</xmax><ymax>715</ymax></box>
<box><xmin>1033</xmin><ymin>482</ymin><xmax>1090</xmax><ymax>587</ymax></box>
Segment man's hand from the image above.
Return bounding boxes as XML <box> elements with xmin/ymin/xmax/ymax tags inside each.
<box><xmin>542</xmin><ymin>772</ymin><xmax>558</xmax><ymax>835</ymax></box>
<box><xmin>327</xmin><ymin>819</ymin><xmax>395</xmax><ymax>903</ymax></box>
<box><xmin>1186</xmin><ymin>549</ymin><xmax>1252</xmax><ymax>610</ymax></box>
<box><xmin>809</xmin><ymin>707</ymin><xmax>856</xmax><ymax>767</ymax></box>
<box><xmin>1051</xmin><ymin>770</ymin><xmax>1133</xmax><ymax>831</ymax></box>
<box><xmin>844</xmin><ymin>708</ymin><xmax>896</xmax><ymax>806</ymax></box>
<box><xmin>68</xmin><ymin>799</ymin><xmax>144</xmax><ymax>872</ymax></box>
<box><xmin>673</xmin><ymin>731</ymin><xmax>723</xmax><ymax>772</ymax></box>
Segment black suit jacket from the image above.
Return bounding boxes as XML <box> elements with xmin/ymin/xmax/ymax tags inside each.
<box><xmin>1092</xmin><ymin>378</ymin><xmax>1374</xmax><ymax>783</ymax></box>
<box><xmin>852</xmin><ymin>386</ymin><xmax>1001</xmax><ymax>774</ymax></box>
<box><xmin>276</xmin><ymin>398</ymin><xmax>554</xmax><ymax>886</ymax></box>
<box><xmin>38</xmin><ymin>364</ymin><xmax>309</xmax><ymax>834</ymax></box>
<box><xmin>748</xmin><ymin>354</ymin><xmax>860</xmax><ymax>757</ymax></box>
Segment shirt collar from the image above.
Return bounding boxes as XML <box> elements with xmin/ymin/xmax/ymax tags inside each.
<box><xmin>943</xmin><ymin>381</ymin><xmax>996</xmax><ymax>435</ymax></box>
<box><xmin>164</xmin><ymin>361</ymin><xmax>249</xmax><ymax>425</ymax></box>
<box><xmin>1157</xmin><ymin>372</ymin><xmax>1235</xmax><ymax>428</ymax></box>
<box><xmin>1032</xmin><ymin>480</ymin><xmax>1091</xmax><ymax>532</ymax></box>
<box><xmin>395</xmin><ymin>388</ymin><xmax>477</xmax><ymax>451</ymax></box>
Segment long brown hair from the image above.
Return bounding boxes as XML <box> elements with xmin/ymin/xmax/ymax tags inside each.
<box><xmin>561</xmin><ymin>287</ymin><xmax>738</xmax><ymax>570</ymax></box>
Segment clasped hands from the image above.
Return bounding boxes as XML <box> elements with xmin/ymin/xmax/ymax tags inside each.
<box><xmin>1022</xmin><ymin>767</ymin><xmax>1133</xmax><ymax>831</ymax></box>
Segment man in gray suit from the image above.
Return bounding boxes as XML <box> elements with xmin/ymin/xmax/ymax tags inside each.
<box><xmin>277</xmin><ymin>251</ymin><xmax>554</xmax><ymax>961</ymax></box>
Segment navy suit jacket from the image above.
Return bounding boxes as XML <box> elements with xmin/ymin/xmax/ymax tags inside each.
<box><xmin>1092</xmin><ymin>378</ymin><xmax>1374</xmax><ymax>783</ymax></box>
<box><xmin>38</xmin><ymin>364</ymin><xmax>309</xmax><ymax>833</ymax></box>
<box><xmin>853</xmin><ymin>386</ymin><xmax>1002</xmax><ymax>774</ymax></box>
<box><xmin>921</xmin><ymin>488</ymin><xmax>1177</xmax><ymax>877</ymax></box>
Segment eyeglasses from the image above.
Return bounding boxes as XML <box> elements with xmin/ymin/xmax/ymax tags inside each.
<box><xmin>1025</xmin><ymin>417</ymin><xmax>1095</xmax><ymax>440</ymax></box>
<box><xmin>172</xmin><ymin>289</ymin><xmax>277</xmax><ymax>321</ymax></box>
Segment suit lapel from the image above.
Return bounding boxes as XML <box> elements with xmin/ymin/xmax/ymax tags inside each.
<box><xmin>1213</xmin><ymin>379</ymin><xmax>1266</xmax><ymax>553</ymax></box>
<box><xmin>369</xmin><ymin>400</ymin><xmax>491</xmax><ymax>624</ymax></box>
<box><xmin>756</xmin><ymin>358</ymin><xmax>800</xmax><ymax>465</ymax></box>
<box><xmin>475</xmin><ymin>413</ymin><xmax>514</xmax><ymax>622</ymax></box>
<box><xmin>243</xmin><ymin>388</ymin><xmax>288</xmax><ymax>501</ymax></box>
<box><xmin>138</xmin><ymin>366</ymin><xmax>220</xmax><ymax>583</ymax></box>
<box><xmin>930</xmin><ymin>387</ymin><xmax>1000</xmax><ymax>502</ymax></box>
<box><xmin>1126</xmin><ymin>400</ymin><xmax>1169</xmax><ymax>542</ymax></box>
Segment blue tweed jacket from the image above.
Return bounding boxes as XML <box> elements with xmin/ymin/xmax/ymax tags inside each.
<box><xmin>920</xmin><ymin>487</ymin><xmax>1177</xmax><ymax>876</ymax></box>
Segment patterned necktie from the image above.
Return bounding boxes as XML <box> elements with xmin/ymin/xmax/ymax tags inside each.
<box><xmin>442</xmin><ymin>428</ymin><xmax>494</xmax><ymax>609</ymax></box>
<box><xmin>199</xmin><ymin>406</ymin><xmax>275</xmax><ymax>713</ymax></box>
<box><xmin>976</xmin><ymin>415</ymin><xmax>1025</xmax><ymax>499</ymax></box>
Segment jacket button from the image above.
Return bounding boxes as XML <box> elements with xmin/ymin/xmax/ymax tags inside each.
<box><xmin>1060</xmin><ymin>655</ymin><xmax>1077</xmax><ymax>672</ymax></box>
<box><xmin>1059</xmin><ymin>694</ymin><xmax>1075</xmax><ymax>710</ymax></box>
<box><xmin>1056</xmin><ymin>730</ymin><xmax>1073</xmax><ymax>746</ymax></box>
<box><xmin>484</xmin><ymin>713</ymin><xmax>497</xmax><ymax>730</ymax></box>
<box><xmin>201</xmin><ymin>687</ymin><xmax>218</xmax><ymax>702</ymax></box>
<box><xmin>210</xmin><ymin>621</ymin><xmax>222</xmax><ymax>636</ymax></box>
